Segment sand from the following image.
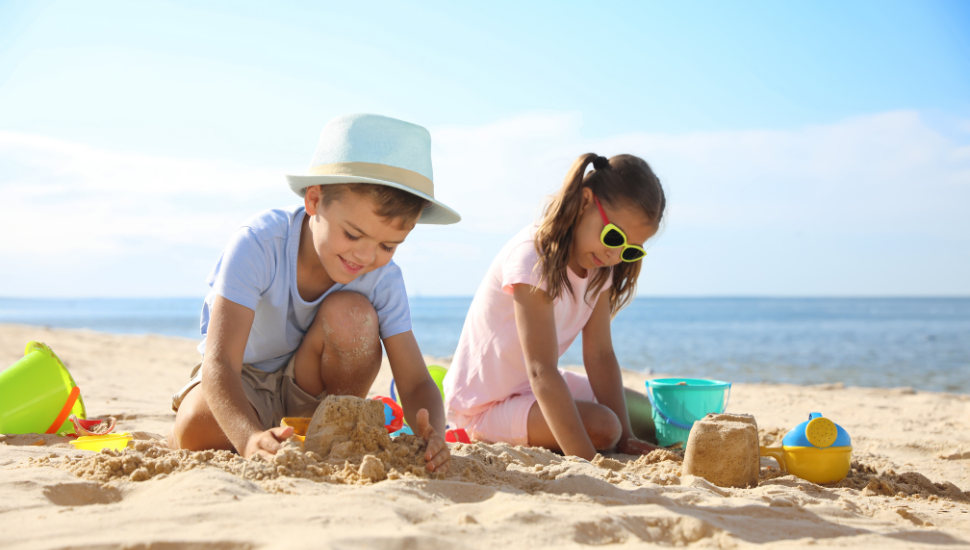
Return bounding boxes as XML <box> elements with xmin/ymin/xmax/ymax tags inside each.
<box><xmin>1</xmin><ymin>324</ymin><xmax>969</xmax><ymax>549</ymax></box>
<box><xmin>683</xmin><ymin>414</ymin><xmax>760</xmax><ymax>488</ymax></box>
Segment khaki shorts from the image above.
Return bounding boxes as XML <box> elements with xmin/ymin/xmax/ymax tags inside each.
<box><xmin>171</xmin><ymin>355</ymin><xmax>327</xmax><ymax>431</ymax></box>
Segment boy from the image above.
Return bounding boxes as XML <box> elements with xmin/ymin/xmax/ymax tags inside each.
<box><xmin>171</xmin><ymin>114</ymin><xmax>461</xmax><ymax>474</ymax></box>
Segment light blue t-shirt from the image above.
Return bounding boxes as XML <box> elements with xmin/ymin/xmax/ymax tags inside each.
<box><xmin>197</xmin><ymin>205</ymin><xmax>412</xmax><ymax>373</ymax></box>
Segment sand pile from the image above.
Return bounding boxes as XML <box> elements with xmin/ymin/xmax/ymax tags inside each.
<box><xmin>447</xmin><ymin>443</ymin><xmax>684</xmax><ymax>493</ymax></box>
<box><xmin>24</xmin><ymin>392</ymin><xmax>967</xmax><ymax>506</ymax></box>
<box><xmin>58</xmin><ymin>396</ymin><xmax>433</xmax><ymax>486</ymax></box>
<box><xmin>43</xmin><ymin>393</ymin><xmax>688</xmax><ymax>492</ymax></box>
<box><xmin>838</xmin><ymin>462</ymin><xmax>970</xmax><ymax>502</ymax></box>
<box><xmin>51</xmin><ymin>403</ymin><xmax>686</xmax><ymax>492</ymax></box>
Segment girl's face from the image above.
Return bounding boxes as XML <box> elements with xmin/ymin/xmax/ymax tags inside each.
<box><xmin>304</xmin><ymin>186</ymin><xmax>412</xmax><ymax>285</ymax></box>
<box><xmin>569</xmin><ymin>187</ymin><xmax>659</xmax><ymax>276</ymax></box>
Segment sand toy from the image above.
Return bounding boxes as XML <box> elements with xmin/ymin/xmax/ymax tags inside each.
<box><xmin>646</xmin><ymin>378</ymin><xmax>731</xmax><ymax>447</ymax></box>
<box><xmin>281</xmin><ymin>417</ymin><xmax>311</xmax><ymax>444</ymax></box>
<box><xmin>375</xmin><ymin>396</ymin><xmax>405</xmax><ymax>433</ymax></box>
<box><xmin>389</xmin><ymin>364</ymin><xmax>448</xmax><ymax>406</ymax></box>
<box><xmin>68</xmin><ymin>414</ymin><xmax>117</xmax><ymax>436</ymax></box>
<box><xmin>389</xmin><ymin>364</ymin><xmax>450</xmax><ymax>431</ymax></box>
<box><xmin>70</xmin><ymin>432</ymin><xmax>133</xmax><ymax>452</ymax></box>
<box><xmin>0</xmin><ymin>341</ymin><xmax>86</xmax><ymax>435</ymax></box>
<box><xmin>760</xmin><ymin>412</ymin><xmax>852</xmax><ymax>484</ymax></box>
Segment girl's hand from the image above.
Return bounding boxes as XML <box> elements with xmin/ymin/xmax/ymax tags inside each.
<box><xmin>415</xmin><ymin>408</ymin><xmax>451</xmax><ymax>475</ymax></box>
<box><xmin>617</xmin><ymin>435</ymin><xmax>659</xmax><ymax>455</ymax></box>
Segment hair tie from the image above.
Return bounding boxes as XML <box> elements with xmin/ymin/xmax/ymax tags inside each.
<box><xmin>592</xmin><ymin>156</ymin><xmax>610</xmax><ymax>170</ymax></box>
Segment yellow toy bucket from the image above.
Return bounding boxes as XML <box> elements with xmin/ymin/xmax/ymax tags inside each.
<box><xmin>0</xmin><ymin>342</ymin><xmax>86</xmax><ymax>435</ymax></box>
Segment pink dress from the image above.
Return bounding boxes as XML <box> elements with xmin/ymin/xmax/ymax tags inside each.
<box><xmin>443</xmin><ymin>225</ymin><xmax>611</xmax><ymax>445</ymax></box>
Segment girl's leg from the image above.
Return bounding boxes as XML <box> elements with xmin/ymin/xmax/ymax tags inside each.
<box><xmin>292</xmin><ymin>291</ymin><xmax>383</xmax><ymax>398</ymax></box>
<box><xmin>625</xmin><ymin>388</ymin><xmax>657</xmax><ymax>442</ymax></box>
<box><xmin>526</xmin><ymin>400</ymin><xmax>622</xmax><ymax>452</ymax></box>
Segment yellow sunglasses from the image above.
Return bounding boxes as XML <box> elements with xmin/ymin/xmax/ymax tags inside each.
<box><xmin>593</xmin><ymin>194</ymin><xmax>647</xmax><ymax>262</ymax></box>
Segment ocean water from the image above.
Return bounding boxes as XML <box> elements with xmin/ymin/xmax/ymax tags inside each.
<box><xmin>1</xmin><ymin>297</ymin><xmax>967</xmax><ymax>393</ymax></box>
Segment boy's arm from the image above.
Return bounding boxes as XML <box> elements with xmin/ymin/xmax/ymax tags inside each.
<box><xmin>581</xmin><ymin>293</ymin><xmax>652</xmax><ymax>454</ymax></box>
<box><xmin>513</xmin><ymin>284</ymin><xmax>597</xmax><ymax>460</ymax></box>
<box><xmin>382</xmin><ymin>330</ymin><xmax>450</xmax><ymax>474</ymax></box>
<box><xmin>202</xmin><ymin>295</ymin><xmax>293</xmax><ymax>459</ymax></box>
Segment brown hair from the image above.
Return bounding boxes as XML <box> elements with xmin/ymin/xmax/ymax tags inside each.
<box><xmin>315</xmin><ymin>183</ymin><xmax>429</xmax><ymax>229</ymax></box>
<box><xmin>534</xmin><ymin>153</ymin><xmax>666</xmax><ymax>315</ymax></box>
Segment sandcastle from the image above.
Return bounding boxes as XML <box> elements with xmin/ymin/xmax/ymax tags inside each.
<box><xmin>303</xmin><ymin>395</ymin><xmax>390</xmax><ymax>458</ymax></box>
<box><xmin>682</xmin><ymin>413</ymin><xmax>760</xmax><ymax>488</ymax></box>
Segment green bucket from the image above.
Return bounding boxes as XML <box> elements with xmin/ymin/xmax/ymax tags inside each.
<box><xmin>646</xmin><ymin>378</ymin><xmax>731</xmax><ymax>447</ymax></box>
<box><xmin>0</xmin><ymin>342</ymin><xmax>86</xmax><ymax>435</ymax></box>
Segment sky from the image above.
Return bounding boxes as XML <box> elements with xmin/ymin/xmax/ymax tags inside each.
<box><xmin>0</xmin><ymin>0</ymin><xmax>968</xmax><ymax>297</ymax></box>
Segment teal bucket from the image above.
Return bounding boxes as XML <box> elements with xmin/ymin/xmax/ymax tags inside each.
<box><xmin>646</xmin><ymin>378</ymin><xmax>731</xmax><ymax>447</ymax></box>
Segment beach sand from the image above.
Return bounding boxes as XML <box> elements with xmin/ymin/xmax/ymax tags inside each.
<box><xmin>1</xmin><ymin>324</ymin><xmax>968</xmax><ymax>549</ymax></box>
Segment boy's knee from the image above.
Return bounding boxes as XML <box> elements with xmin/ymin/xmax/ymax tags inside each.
<box><xmin>588</xmin><ymin>409</ymin><xmax>622</xmax><ymax>451</ymax></box>
<box><xmin>315</xmin><ymin>292</ymin><xmax>379</xmax><ymax>344</ymax></box>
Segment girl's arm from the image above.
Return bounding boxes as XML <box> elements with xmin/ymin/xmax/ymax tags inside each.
<box><xmin>582</xmin><ymin>292</ymin><xmax>653</xmax><ymax>454</ymax></box>
<box><xmin>383</xmin><ymin>330</ymin><xmax>450</xmax><ymax>474</ymax></box>
<box><xmin>202</xmin><ymin>296</ymin><xmax>293</xmax><ymax>459</ymax></box>
<box><xmin>513</xmin><ymin>284</ymin><xmax>597</xmax><ymax>460</ymax></box>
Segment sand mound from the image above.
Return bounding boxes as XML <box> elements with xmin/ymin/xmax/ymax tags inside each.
<box><xmin>50</xmin><ymin>395</ymin><xmax>687</xmax><ymax>492</ymax></box>
<box><xmin>838</xmin><ymin>462</ymin><xmax>970</xmax><ymax>502</ymax></box>
<box><xmin>60</xmin><ymin>396</ymin><xmax>433</xmax><ymax>487</ymax></box>
<box><xmin>31</xmin><ymin>395</ymin><xmax>968</xmax><ymax>507</ymax></box>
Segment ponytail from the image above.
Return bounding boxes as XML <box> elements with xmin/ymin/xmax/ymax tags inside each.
<box><xmin>532</xmin><ymin>153</ymin><xmax>599</xmax><ymax>302</ymax></box>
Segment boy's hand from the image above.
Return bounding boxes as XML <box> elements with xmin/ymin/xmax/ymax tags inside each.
<box><xmin>415</xmin><ymin>408</ymin><xmax>450</xmax><ymax>475</ymax></box>
<box><xmin>242</xmin><ymin>426</ymin><xmax>294</xmax><ymax>460</ymax></box>
<box><xmin>617</xmin><ymin>435</ymin><xmax>659</xmax><ymax>456</ymax></box>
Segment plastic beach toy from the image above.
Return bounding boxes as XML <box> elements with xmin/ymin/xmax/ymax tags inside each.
<box><xmin>646</xmin><ymin>378</ymin><xmax>731</xmax><ymax>447</ymax></box>
<box><xmin>0</xmin><ymin>342</ymin><xmax>87</xmax><ymax>435</ymax></box>
<box><xmin>375</xmin><ymin>396</ymin><xmax>405</xmax><ymax>433</ymax></box>
<box><xmin>390</xmin><ymin>364</ymin><xmax>448</xmax><ymax>406</ymax></box>
<box><xmin>760</xmin><ymin>412</ymin><xmax>852</xmax><ymax>484</ymax></box>
<box><xmin>70</xmin><ymin>432</ymin><xmax>132</xmax><ymax>452</ymax></box>
<box><xmin>281</xmin><ymin>417</ymin><xmax>310</xmax><ymax>444</ymax></box>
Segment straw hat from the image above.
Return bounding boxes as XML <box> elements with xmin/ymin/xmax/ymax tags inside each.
<box><xmin>286</xmin><ymin>113</ymin><xmax>460</xmax><ymax>225</ymax></box>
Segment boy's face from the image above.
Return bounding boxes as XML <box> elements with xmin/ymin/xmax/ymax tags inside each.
<box><xmin>304</xmin><ymin>185</ymin><xmax>413</xmax><ymax>284</ymax></box>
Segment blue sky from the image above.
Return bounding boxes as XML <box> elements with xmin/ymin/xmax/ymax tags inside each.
<box><xmin>1</xmin><ymin>0</ymin><xmax>968</xmax><ymax>297</ymax></box>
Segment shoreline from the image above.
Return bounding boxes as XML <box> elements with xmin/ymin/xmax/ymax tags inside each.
<box><xmin>3</xmin><ymin>322</ymin><xmax>967</xmax><ymax>396</ymax></box>
<box><xmin>1</xmin><ymin>324</ymin><xmax>969</xmax><ymax>548</ymax></box>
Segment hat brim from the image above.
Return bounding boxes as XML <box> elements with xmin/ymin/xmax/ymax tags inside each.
<box><xmin>286</xmin><ymin>174</ymin><xmax>461</xmax><ymax>225</ymax></box>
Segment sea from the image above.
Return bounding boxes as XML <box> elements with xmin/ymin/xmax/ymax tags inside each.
<box><xmin>1</xmin><ymin>297</ymin><xmax>967</xmax><ymax>393</ymax></box>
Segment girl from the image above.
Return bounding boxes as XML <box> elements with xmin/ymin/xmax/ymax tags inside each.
<box><xmin>443</xmin><ymin>153</ymin><xmax>665</xmax><ymax>459</ymax></box>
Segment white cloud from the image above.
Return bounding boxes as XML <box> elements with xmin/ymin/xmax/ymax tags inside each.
<box><xmin>0</xmin><ymin>131</ymin><xmax>296</xmax><ymax>296</ymax></box>
<box><xmin>0</xmin><ymin>131</ymin><xmax>297</xmax><ymax>254</ymax></box>
<box><xmin>1</xmin><ymin>111</ymin><xmax>968</xmax><ymax>297</ymax></box>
